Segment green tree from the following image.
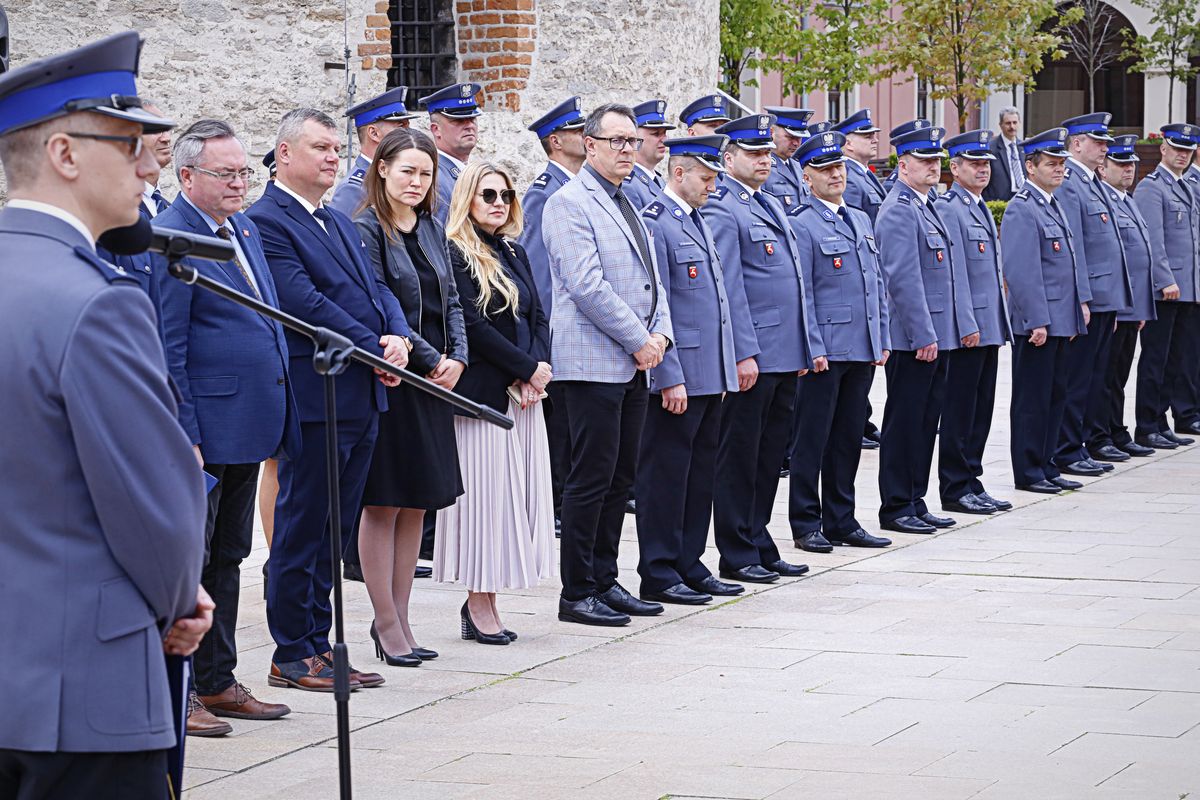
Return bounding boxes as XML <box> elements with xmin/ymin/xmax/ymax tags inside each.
<box><xmin>719</xmin><ymin>0</ymin><xmax>803</xmax><ymax>98</ymax></box>
<box><xmin>772</xmin><ymin>0</ymin><xmax>894</xmax><ymax>99</ymax></box>
<box><xmin>1122</xmin><ymin>0</ymin><xmax>1200</xmax><ymax>121</ymax></box>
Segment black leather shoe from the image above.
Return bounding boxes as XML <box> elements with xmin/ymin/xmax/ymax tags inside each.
<box><xmin>779</xmin><ymin>458</ymin><xmax>790</xmax><ymax>478</ymax></box>
<box><xmin>1057</xmin><ymin>460</ymin><xmax>1104</xmax><ymax>476</ymax></box>
<box><xmin>1084</xmin><ymin>457</ymin><xmax>1114</xmax><ymax>472</ymax></box>
<box><xmin>765</xmin><ymin>559</ymin><xmax>809</xmax><ymax>577</ymax></box>
<box><xmin>1175</xmin><ymin>421</ymin><xmax>1200</xmax><ymax>436</ymax></box>
<box><xmin>864</xmin><ymin>428</ymin><xmax>881</xmax><ymax>443</ymax></box>
<box><xmin>600</xmin><ymin>582</ymin><xmax>664</xmax><ymax>616</ymax></box>
<box><xmin>1016</xmin><ymin>480</ymin><xmax>1061</xmax><ymax>494</ymax></box>
<box><xmin>1162</xmin><ymin>430</ymin><xmax>1194</xmax><ymax>446</ymax></box>
<box><xmin>641</xmin><ymin>583</ymin><xmax>712</xmax><ymax>605</ymax></box>
<box><xmin>941</xmin><ymin>493</ymin><xmax>995</xmax><ymax>515</ymax></box>
<box><xmin>977</xmin><ymin>491</ymin><xmax>1012</xmax><ymax>510</ymax></box>
<box><xmin>414</xmin><ymin>565</ymin><xmax>432</xmax><ymax>579</ymax></box>
<box><xmin>794</xmin><ymin>531</ymin><xmax>834</xmax><ymax>553</ymax></box>
<box><xmin>719</xmin><ymin>564</ymin><xmax>780</xmax><ymax>583</ymax></box>
<box><xmin>1049</xmin><ymin>476</ymin><xmax>1082</xmax><ymax>490</ymax></box>
<box><xmin>343</xmin><ymin>563</ymin><xmax>364</xmax><ymax>582</ymax></box>
<box><xmin>1089</xmin><ymin>444</ymin><xmax>1131</xmax><ymax>462</ymax></box>
<box><xmin>919</xmin><ymin>512</ymin><xmax>956</xmax><ymax>528</ymax></box>
<box><xmin>686</xmin><ymin>576</ymin><xmax>744</xmax><ymax>596</ymax></box>
<box><xmin>558</xmin><ymin>595</ymin><xmax>629</xmax><ymax>626</ymax></box>
<box><xmin>625</xmin><ymin>498</ymin><xmax>637</xmax><ymax>514</ymax></box>
<box><xmin>829</xmin><ymin>528</ymin><xmax>891</xmax><ymax>547</ymax></box>
<box><xmin>1136</xmin><ymin>432</ymin><xmax>1178</xmax><ymax>450</ymax></box>
<box><xmin>860</xmin><ymin>436</ymin><xmax>880</xmax><ymax>450</ymax></box>
<box><xmin>880</xmin><ymin>515</ymin><xmax>937</xmax><ymax>534</ymax></box>
<box><xmin>1117</xmin><ymin>440</ymin><xmax>1155</xmax><ymax>457</ymax></box>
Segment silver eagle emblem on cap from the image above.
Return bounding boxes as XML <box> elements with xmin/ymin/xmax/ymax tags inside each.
<box><xmin>460</xmin><ymin>85</ymin><xmax>472</xmax><ymax>98</ymax></box>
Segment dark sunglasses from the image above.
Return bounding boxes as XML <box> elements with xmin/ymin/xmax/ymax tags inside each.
<box><xmin>479</xmin><ymin>188</ymin><xmax>516</xmax><ymax>205</ymax></box>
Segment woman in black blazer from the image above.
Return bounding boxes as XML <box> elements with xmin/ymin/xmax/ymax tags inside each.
<box><xmin>435</xmin><ymin>162</ymin><xmax>555</xmax><ymax>645</ymax></box>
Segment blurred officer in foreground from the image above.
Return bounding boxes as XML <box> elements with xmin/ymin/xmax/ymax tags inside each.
<box><xmin>420</xmin><ymin>82</ymin><xmax>482</xmax><ymax>225</ymax></box>
<box><xmin>762</xmin><ymin>106</ymin><xmax>814</xmax><ymax>210</ymax></box>
<box><xmin>329</xmin><ymin>85</ymin><xmax>418</xmax><ymax>216</ymax></box>
<box><xmin>636</xmin><ymin>135</ymin><xmax>742</xmax><ymax>604</ymax></box>
<box><xmin>624</xmin><ymin>99</ymin><xmax>675</xmax><ymax>209</ymax></box>
<box><xmin>680</xmin><ymin>93</ymin><xmax>732</xmax><ymax>136</ymax></box>
<box><xmin>934</xmin><ymin>131</ymin><xmax>1013</xmax><ymax>515</ymax></box>
<box><xmin>1002</xmin><ymin>128</ymin><xmax>1089</xmax><ymax>494</ymax></box>
<box><xmin>787</xmin><ymin>130</ymin><xmax>893</xmax><ymax>553</ymax></box>
<box><xmin>0</xmin><ymin>31</ymin><xmax>209</xmax><ymax>796</ymax></box>
<box><xmin>1090</xmin><ymin>136</ymin><xmax>1157</xmax><ymax>460</ymax></box>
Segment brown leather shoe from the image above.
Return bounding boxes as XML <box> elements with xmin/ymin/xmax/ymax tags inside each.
<box><xmin>318</xmin><ymin>651</ymin><xmax>385</xmax><ymax>688</ymax></box>
<box><xmin>186</xmin><ymin>691</ymin><xmax>232</xmax><ymax>737</ymax></box>
<box><xmin>268</xmin><ymin>655</ymin><xmax>360</xmax><ymax>692</ymax></box>
<box><xmin>199</xmin><ymin>682</ymin><xmax>291</xmax><ymax>720</ymax></box>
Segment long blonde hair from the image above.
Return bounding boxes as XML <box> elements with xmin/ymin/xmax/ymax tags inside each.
<box><xmin>446</xmin><ymin>162</ymin><xmax>525</xmax><ymax>317</ymax></box>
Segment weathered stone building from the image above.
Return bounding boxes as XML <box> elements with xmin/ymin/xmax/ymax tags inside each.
<box><xmin>0</xmin><ymin>0</ymin><xmax>720</xmax><ymax>196</ymax></box>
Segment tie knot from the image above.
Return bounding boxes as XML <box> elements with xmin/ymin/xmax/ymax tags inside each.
<box><xmin>214</xmin><ymin>226</ymin><xmax>232</xmax><ymax>240</ymax></box>
<box><xmin>313</xmin><ymin>207</ymin><xmax>332</xmax><ymax>222</ymax></box>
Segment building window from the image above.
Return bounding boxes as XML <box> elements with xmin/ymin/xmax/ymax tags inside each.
<box><xmin>828</xmin><ymin>89</ymin><xmax>843</xmax><ymax>122</ymax></box>
<box><xmin>916</xmin><ymin>78</ymin><xmax>942</xmax><ymax>126</ymax></box>
<box><xmin>388</xmin><ymin>0</ymin><xmax>456</xmax><ymax>103</ymax></box>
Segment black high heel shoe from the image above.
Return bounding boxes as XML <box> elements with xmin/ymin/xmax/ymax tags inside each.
<box><xmin>460</xmin><ymin>602</ymin><xmax>510</xmax><ymax>645</ymax></box>
<box><xmin>368</xmin><ymin>623</ymin><xmax>421</xmax><ymax>667</ymax></box>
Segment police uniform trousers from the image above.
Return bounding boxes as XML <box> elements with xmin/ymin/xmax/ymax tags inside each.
<box><xmin>1094</xmin><ymin>321</ymin><xmax>1141</xmax><ymax>449</ymax></box>
<box><xmin>267</xmin><ymin>415</ymin><xmax>378</xmax><ymax>663</ymax></box>
<box><xmin>195</xmin><ymin>461</ymin><xmax>260</xmax><ymax>695</ymax></box>
<box><xmin>939</xmin><ymin>345</ymin><xmax>999</xmax><ymax>503</ymax></box>
<box><xmin>713</xmin><ymin>371</ymin><xmax>795</xmax><ymax>570</ymax></box>
<box><xmin>1168</xmin><ymin>305</ymin><xmax>1200</xmax><ymax>428</ymax></box>
<box><xmin>1010</xmin><ymin>335</ymin><xmax>1072</xmax><ymax>486</ymax></box>
<box><xmin>879</xmin><ymin>352</ymin><xmax>948</xmax><ymax>523</ymax></box>
<box><xmin>789</xmin><ymin>361</ymin><xmax>874</xmax><ymax>538</ymax></box>
<box><xmin>558</xmin><ymin>377</ymin><xmax>648</xmax><ymax>601</ymax></box>
<box><xmin>1056</xmin><ymin>311</ymin><xmax>1116</xmax><ymax>465</ymax></box>
<box><xmin>635</xmin><ymin>393</ymin><xmax>722</xmax><ymax>593</ymax></box>
<box><xmin>0</xmin><ymin>748</ymin><xmax>170</xmax><ymax>800</ymax></box>
<box><xmin>1136</xmin><ymin>301</ymin><xmax>1199</xmax><ymax>437</ymax></box>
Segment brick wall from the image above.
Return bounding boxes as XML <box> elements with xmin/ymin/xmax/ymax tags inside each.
<box><xmin>456</xmin><ymin>0</ymin><xmax>535</xmax><ymax>112</ymax></box>
<box><xmin>361</xmin><ymin>2</ymin><xmax>393</xmax><ymax>73</ymax></box>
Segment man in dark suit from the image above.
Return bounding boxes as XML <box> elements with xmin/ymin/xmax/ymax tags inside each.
<box><xmin>983</xmin><ymin>106</ymin><xmax>1024</xmax><ymax>202</ymax></box>
<box><xmin>157</xmin><ymin>119</ymin><xmax>299</xmax><ymax>736</ymax></box>
<box><xmin>420</xmin><ymin>82</ymin><xmax>482</xmax><ymax>225</ymax></box>
<box><xmin>248</xmin><ymin>108</ymin><xmax>412</xmax><ymax>692</ymax></box>
<box><xmin>0</xmin><ymin>32</ymin><xmax>210</xmax><ymax>797</ymax></box>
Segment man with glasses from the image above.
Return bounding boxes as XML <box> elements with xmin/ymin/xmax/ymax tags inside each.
<box><xmin>420</xmin><ymin>82</ymin><xmax>482</xmax><ymax>225</ymax></box>
<box><xmin>329</xmin><ymin>86</ymin><xmax>417</xmax><ymax>217</ymax></box>
<box><xmin>156</xmin><ymin>119</ymin><xmax>298</xmax><ymax>737</ymax></box>
<box><xmin>623</xmin><ymin>99</ymin><xmax>676</xmax><ymax>209</ymax></box>
<box><xmin>542</xmin><ymin>103</ymin><xmax>673</xmax><ymax>627</ymax></box>
<box><xmin>0</xmin><ymin>32</ymin><xmax>211</xmax><ymax>796</ymax></box>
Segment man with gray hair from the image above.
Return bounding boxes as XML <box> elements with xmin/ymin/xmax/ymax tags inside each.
<box><xmin>984</xmin><ymin>106</ymin><xmax>1024</xmax><ymax>201</ymax></box>
<box><xmin>156</xmin><ymin>119</ymin><xmax>298</xmax><ymax>735</ymax></box>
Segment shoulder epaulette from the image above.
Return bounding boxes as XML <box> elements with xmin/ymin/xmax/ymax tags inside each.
<box><xmin>896</xmin><ymin>193</ymin><xmax>911</xmax><ymax>204</ymax></box>
<box><xmin>1145</xmin><ymin>171</ymin><xmax>1160</xmax><ymax>181</ymax></box>
<box><xmin>643</xmin><ymin>201</ymin><xmax>665</xmax><ymax>219</ymax></box>
<box><xmin>710</xmin><ymin>185</ymin><xmax>728</xmax><ymax>200</ymax></box>
<box><xmin>78</xmin><ymin>246</ymin><xmax>140</xmax><ymax>285</ymax></box>
<box><xmin>531</xmin><ymin>171</ymin><xmax>551</xmax><ymax>189</ymax></box>
<box><xmin>1063</xmin><ymin>167</ymin><xmax>1073</xmax><ymax>180</ymax></box>
<box><xmin>1013</xmin><ymin>189</ymin><xmax>1030</xmax><ymax>201</ymax></box>
<box><xmin>347</xmin><ymin>167</ymin><xmax>366</xmax><ymax>186</ymax></box>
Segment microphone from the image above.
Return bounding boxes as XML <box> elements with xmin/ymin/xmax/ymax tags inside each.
<box><xmin>97</xmin><ymin>216</ymin><xmax>236</xmax><ymax>262</ymax></box>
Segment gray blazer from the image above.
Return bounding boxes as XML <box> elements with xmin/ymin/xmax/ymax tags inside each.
<box><xmin>1000</xmin><ymin>187</ymin><xmax>1087</xmax><ymax>338</ymax></box>
<box><xmin>0</xmin><ymin>207</ymin><xmax>206</xmax><ymax>752</ymax></box>
<box><xmin>935</xmin><ymin>184</ymin><xmax>1013</xmax><ymax>347</ymax></box>
<box><xmin>1105</xmin><ymin>185</ymin><xmax>1158</xmax><ymax>323</ymax></box>
<box><xmin>1134</xmin><ymin>164</ymin><xmax>1200</xmax><ymax>303</ymax></box>
<box><xmin>1057</xmin><ymin>159</ymin><xmax>1133</xmax><ymax>312</ymax></box>
<box><xmin>542</xmin><ymin>166</ymin><xmax>673</xmax><ymax>383</ymax></box>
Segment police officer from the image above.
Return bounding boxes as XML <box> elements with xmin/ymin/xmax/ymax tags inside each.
<box><xmin>1133</xmin><ymin>124</ymin><xmax>1200</xmax><ymax>449</ymax></box>
<box><xmin>876</xmin><ymin>123</ymin><xmax>978</xmax><ymax>532</ymax></box>
<box><xmin>1176</xmin><ymin>143</ymin><xmax>1200</xmax><ymax>435</ymax></box>
<box><xmin>1090</xmin><ymin>135</ymin><xmax>1158</xmax><ymax>460</ymax></box>
<box><xmin>935</xmin><ymin>130</ymin><xmax>1014</xmax><ymax>515</ymax></box>
<box><xmin>624</xmin><ymin>99</ymin><xmax>676</xmax><ymax>209</ymax></box>
<box><xmin>703</xmin><ymin>113</ymin><xmax>825</xmax><ymax>583</ymax></box>
<box><xmin>787</xmin><ymin>130</ymin><xmax>893</xmax><ymax>552</ymax></box>
<box><xmin>882</xmin><ymin>119</ymin><xmax>932</xmax><ymax>193</ymax></box>
<box><xmin>680</xmin><ymin>93</ymin><xmax>732</xmax><ymax>136</ymax></box>
<box><xmin>835</xmin><ymin>108</ymin><xmax>887</xmax><ymax>225</ymax></box>
<box><xmin>762</xmin><ymin>106</ymin><xmax>814</xmax><ymax>210</ymax></box>
<box><xmin>328</xmin><ymin>85</ymin><xmax>418</xmax><ymax>216</ymax></box>
<box><xmin>1002</xmin><ymin>128</ymin><xmax>1089</xmax><ymax>493</ymax></box>
<box><xmin>0</xmin><ymin>31</ymin><xmax>208</xmax><ymax>795</ymax></box>
<box><xmin>419</xmin><ymin>82</ymin><xmax>483</xmax><ymax>225</ymax></box>
<box><xmin>636</xmin><ymin>135</ymin><xmax>744</xmax><ymax>604</ymax></box>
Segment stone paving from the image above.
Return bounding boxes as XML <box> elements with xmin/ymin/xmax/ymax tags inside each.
<box><xmin>182</xmin><ymin>355</ymin><xmax>1200</xmax><ymax>799</ymax></box>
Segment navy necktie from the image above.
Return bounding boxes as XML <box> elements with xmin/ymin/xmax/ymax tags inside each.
<box><xmin>613</xmin><ymin>186</ymin><xmax>653</xmax><ymax>271</ymax></box>
<box><xmin>151</xmin><ymin>189</ymin><xmax>169</xmax><ymax>215</ymax></box>
<box><xmin>836</xmin><ymin>205</ymin><xmax>856</xmax><ymax>238</ymax></box>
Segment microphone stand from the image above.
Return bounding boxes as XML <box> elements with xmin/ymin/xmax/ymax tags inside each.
<box><xmin>165</xmin><ymin>253</ymin><xmax>512</xmax><ymax>800</ymax></box>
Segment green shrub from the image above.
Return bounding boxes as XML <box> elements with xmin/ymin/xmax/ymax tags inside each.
<box><xmin>986</xmin><ymin>199</ymin><xmax>1007</xmax><ymax>229</ymax></box>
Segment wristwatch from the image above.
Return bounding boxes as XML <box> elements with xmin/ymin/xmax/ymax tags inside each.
<box><xmin>400</xmin><ymin>336</ymin><xmax>414</xmax><ymax>352</ymax></box>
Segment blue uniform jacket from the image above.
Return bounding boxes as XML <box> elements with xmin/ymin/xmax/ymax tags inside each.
<box><xmin>519</xmin><ymin>162</ymin><xmax>572</xmax><ymax>314</ymax></box>
<box><xmin>1000</xmin><ymin>187</ymin><xmax>1087</xmax><ymax>337</ymax></box>
<box><xmin>762</xmin><ymin>154</ymin><xmax>807</xmax><ymax>211</ymax></box>
<box><xmin>876</xmin><ymin>181</ymin><xmax>978</xmax><ymax>351</ymax></box>
<box><xmin>328</xmin><ymin>153</ymin><xmax>370</xmax><ymax>218</ymax></box>
<box><xmin>155</xmin><ymin>196</ymin><xmax>300</xmax><ymax>465</ymax></box>
<box><xmin>844</xmin><ymin>159</ymin><xmax>886</xmax><ymax>225</ymax></box>
<box><xmin>934</xmin><ymin>184</ymin><xmax>1013</xmax><ymax>347</ymax></box>
<box><xmin>623</xmin><ymin>164</ymin><xmax>663</xmax><ymax>211</ymax></box>
<box><xmin>433</xmin><ymin>151</ymin><xmax>462</xmax><ymax>226</ymax></box>
<box><xmin>1134</xmin><ymin>164</ymin><xmax>1200</xmax><ymax>303</ymax></box>
<box><xmin>788</xmin><ymin>197</ymin><xmax>890</xmax><ymax>362</ymax></box>
<box><xmin>1057</xmin><ymin>159</ymin><xmax>1133</xmax><ymax>312</ymax></box>
<box><xmin>96</xmin><ymin>201</ymin><xmax>162</xmax><ymax>332</ymax></box>
<box><xmin>642</xmin><ymin>194</ymin><xmax>738</xmax><ymax>395</ymax></box>
<box><xmin>701</xmin><ymin>177</ymin><xmax>824</xmax><ymax>372</ymax></box>
<box><xmin>1104</xmin><ymin>184</ymin><xmax>1157</xmax><ymax>323</ymax></box>
<box><xmin>246</xmin><ymin>182</ymin><xmax>409</xmax><ymax>422</ymax></box>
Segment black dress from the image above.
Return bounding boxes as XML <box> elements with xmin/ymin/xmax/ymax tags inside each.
<box><xmin>362</xmin><ymin>219</ymin><xmax>464</xmax><ymax>510</ymax></box>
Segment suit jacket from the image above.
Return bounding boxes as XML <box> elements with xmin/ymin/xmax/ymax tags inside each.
<box><xmin>450</xmin><ymin>232</ymin><xmax>550</xmax><ymax>411</ymax></box>
<box><xmin>434</xmin><ymin>151</ymin><xmax>463</xmax><ymax>226</ymax></box>
<box><xmin>983</xmin><ymin>135</ymin><xmax>1020</xmax><ymax>202</ymax></box>
<box><xmin>0</xmin><ymin>207</ymin><xmax>205</xmax><ymax>752</ymax></box>
<box><xmin>246</xmin><ymin>182</ymin><xmax>409</xmax><ymax>422</ymax></box>
<box><xmin>623</xmin><ymin>163</ymin><xmax>664</xmax><ymax>211</ymax></box>
<box><xmin>1000</xmin><ymin>186</ymin><xmax>1087</xmax><ymax>337</ymax></box>
<box><xmin>935</xmin><ymin>184</ymin><xmax>1013</xmax><ymax>347</ymax></box>
<box><xmin>1104</xmin><ymin>184</ymin><xmax>1157</xmax><ymax>323</ymax></box>
<box><xmin>763</xmin><ymin>154</ymin><xmax>807</xmax><ymax>211</ymax></box>
<box><xmin>328</xmin><ymin>153</ymin><xmax>370</xmax><ymax>218</ymax></box>
<box><xmin>701</xmin><ymin>177</ymin><xmax>824</xmax><ymax>372</ymax></box>
<box><xmin>876</xmin><ymin>181</ymin><xmax>978</xmax><ymax>351</ymax></box>
<box><xmin>155</xmin><ymin>195</ymin><xmax>300</xmax><ymax>465</ymax></box>
<box><xmin>642</xmin><ymin>195</ymin><xmax>738</xmax><ymax>395</ymax></box>
<box><xmin>1134</xmin><ymin>164</ymin><xmax>1200</xmax><ymax>303</ymax></box>
<box><xmin>519</xmin><ymin>162</ymin><xmax>572</xmax><ymax>314</ymax></box>
<box><xmin>1057</xmin><ymin>159</ymin><xmax>1133</xmax><ymax>312</ymax></box>
<box><xmin>542</xmin><ymin>165</ymin><xmax>673</xmax><ymax>383</ymax></box>
<box><xmin>788</xmin><ymin>198</ymin><xmax>891</xmax><ymax>362</ymax></box>
<box><xmin>843</xmin><ymin>159</ymin><xmax>886</xmax><ymax>225</ymax></box>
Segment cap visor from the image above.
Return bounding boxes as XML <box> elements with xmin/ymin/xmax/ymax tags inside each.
<box><xmin>91</xmin><ymin>105</ymin><xmax>175</xmax><ymax>133</ymax></box>
<box><xmin>851</xmin><ymin>126</ymin><xmax>881</xmax><ymax>134</ymax></box>
<box><xmin>640</xmin><ymin>121</ymin><xmax>678</xmax><ymax>129</ymax></box>
<box><xmin>695</xmin><ymin>155</ymin><xmax>725</xmax><ymax>172</ymax></box>
<box><xmin>693</xmin><ymin>115</ymin><xmax>732</xmax><ymax>124</ymax></box>
<box><xmin>907</xmin><ymin>148</ymin><xmax>945</xmax><ymax>159</ymax></box>
<box><xmin>961</xmin><ymin>152</ymin><xmax>995</xmax><ymax>160</ymax></box>
<box><xmin>1165</xmin><ymin>139</ymin><xmax>1198</xmax><ymax>151</ymax></box>
<box><xmin>1107</xmin><ymin>154</ymin><xmax>1139</xmax><ymax>162</ymax></box>
<box><xmin>806</xmin><ymin>154</ymin><xmax>846</xmax><ymax>169</ymax></box>
<box><xmin>376</xmin><ymin>111</ymin><xmax>421</xmax><ymax>123</ymax></box>
<box><xmin>734</xmin><ymin>141</ymin><xmax>776</xmax><ymax>151</ymax></box>
<box><xmin>435</xmin><ymin>108</ymin><xmax>482</xmax><ymax>118</ymax></box>
<box><xmin>1041</xmin><ymin>147</ymin><xmax>1070</xmax><ymax>158</ymax></box>
<box><xmin>1086</xmin><ymin>132</ymin><xmax>1115</xmax><ymax>142</ymax></box>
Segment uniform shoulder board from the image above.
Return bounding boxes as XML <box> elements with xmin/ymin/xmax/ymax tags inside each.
<box><xmin>896</xmin><ymin>193</ymin><xmax>911</xmax><ymax>204</ymax></box>
<box><xmin>1013</xmin><ymin>189</ymin><xmax>1030</xmax><ymax>201</ymax></box>
<box><xmin>1063</xmin><ymin>166</ymin><xmax>1072</xmax><ymax>179</ymax></box>
<box><xmin>77</xmin><ymin>246</ymin><xmax>139</xmax><ymax>285</ymax></box>
<box><xmin>1145</xmin><ymin>171</ymin><xmax>1160</xmax><ymax>181</ymax></box>
<box><xmin>643</xmin><ymin>201</ymin><xmax>665</xmax><ymax>219</ymax></box>
<box><xmin>347</xmin><ymin>167</ymin><xmax>367</xmax><ymax>186</ymax></box>
<box><xmin>710</xmin><ymin>185</ymin><xmax>728</xmax><ymax>200</ymax></box>
<box><xmin>532</xmin><ymin>171</ymin><xmax>551</xmax><ymax>189</ymax></box>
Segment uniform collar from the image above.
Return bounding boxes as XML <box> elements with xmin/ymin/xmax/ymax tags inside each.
<box><xmin>661</xmin><ymin>187</ymin><xmax>693</xmax><ymax>217</ymax></box>
<box><xmin>1026</xmin><ymin>181</ymin><xmax>1054</xmax><ymax>203</ymax></box>
<box><xmin>814</xmin><ymin>195</ymin><xmax>845</xmax><ymax>216</ymax></box>
<box><xmin>6</xmin><ymin>199</ymin><xmax>95</xmax><ymax>251</ymax></box>
<box><xmin>1067</xmin><ymin>156</ymin><xmax>1095</xmax><ymax>181</ymax></box>
<box><xmin>634</xmin><ymin>162</ymin><xmax>659</xmax><ymax>181</ymax></box>
<box><xmin>954</xmin><ymin>182</ymin><xmax>984</xmax><ymax>204</ymax></box>
<box><xmin>439</xmin><ymin>150</ymin><xmax>466</xmax><ymax>171</ymax></box>
<box><xmin>724</xmin><ymin>175</ymin><xmax>759</xmax><ymax>198</ymax></box>
<box><xmin>547</xmin><ymin>159</ymin><xmax>576</xmax><ymax>180</ymax></box>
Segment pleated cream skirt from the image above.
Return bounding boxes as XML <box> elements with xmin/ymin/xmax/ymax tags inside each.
<box><xmin>433</xmin><ymin>396</ymin><xmax>557</xmax><ymax>592</ymax></box>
